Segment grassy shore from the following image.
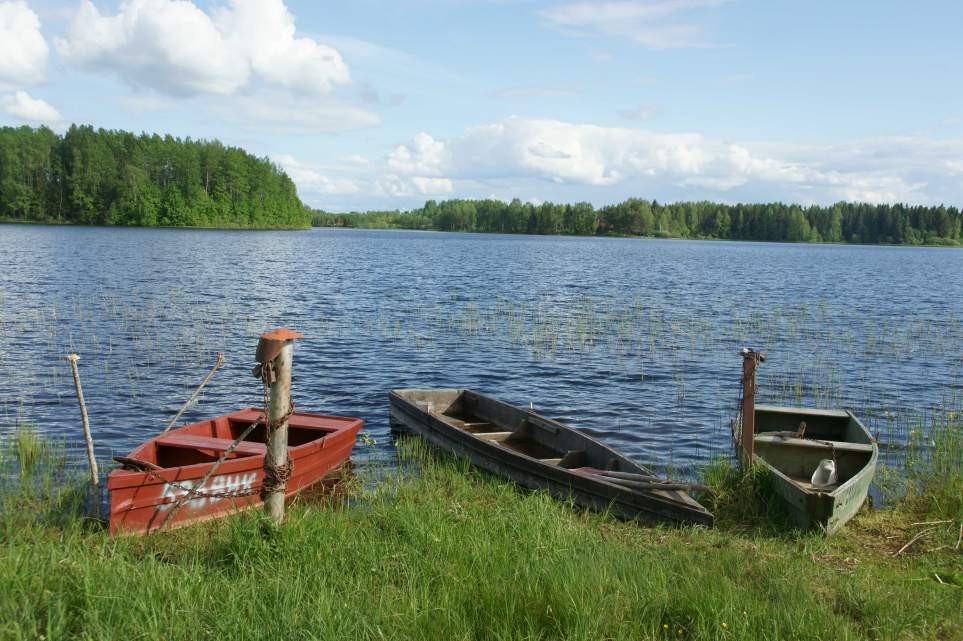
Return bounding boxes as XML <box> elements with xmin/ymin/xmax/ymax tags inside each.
<box><xmin>1</xmin><ymin>432</ymin><xmax>960</xmax><ymax>641</ymax></box>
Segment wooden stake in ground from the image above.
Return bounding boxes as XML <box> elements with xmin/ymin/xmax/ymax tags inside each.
<box><xmin>66</xmin><ymin>353</ymin><xmax>100</xmax><ymax>520</ymax></box>
<box><xmin>739</xmin><ymin>348</ymin><xmax>766</xmax><ymax>466</ymax></box>
<box><xmin>253</xmin><ymin>328</ymin><xmax>303</xmax><ymax>525</ymax></box>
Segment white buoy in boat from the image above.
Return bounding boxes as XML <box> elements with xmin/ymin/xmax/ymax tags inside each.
<box><xmin>810</xmin><ymin>459</ymin><xmax>838</xmax><ymax>488</ymax></box>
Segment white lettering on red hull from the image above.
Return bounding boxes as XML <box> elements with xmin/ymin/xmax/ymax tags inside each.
<box><xmin>158</xmin><ymin>472</ymin><xmax>258</xmax><ymax>511</ymax></box>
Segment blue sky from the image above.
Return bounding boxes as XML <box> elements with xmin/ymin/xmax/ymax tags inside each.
<box><xmin>2</xmin><ymin>0</ymin><xmax>962</xmax><ymax>211</ymax></box>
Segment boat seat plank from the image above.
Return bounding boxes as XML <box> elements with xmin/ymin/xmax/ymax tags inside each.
<box><xmin>156</xmin><ymin>434</ymin><xmax>266</xmax><ymax>456</ymax></box>
<box><xmin>539</xmin><ymin>458</ymin><xmax>562</xmax><ymax>465</ymax></box>
<box><xmin>475</xmin><ymin>431</ymin><xmax>514</xmax><ymax>442</ymax></box>
<box><xmin>754</xmin><ymin>434</ymin><xmax>874</xmax><ymax>454</ymax></box>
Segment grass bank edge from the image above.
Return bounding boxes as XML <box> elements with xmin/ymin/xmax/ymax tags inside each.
<box><xmin>1</xmin><ymin>420</ymin><xmax>960</xmax><ymax>641</ymax></box>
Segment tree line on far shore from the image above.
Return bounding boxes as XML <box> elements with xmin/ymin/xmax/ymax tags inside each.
<box><xmin>312</xmin><ymin>198</ymin><xmax>962</xmax><ymax>245</ymax></box>
<box><xmin>0</xmin><ymin>125</ymin><xmax>309</xmax><ymax>228</ymax></box>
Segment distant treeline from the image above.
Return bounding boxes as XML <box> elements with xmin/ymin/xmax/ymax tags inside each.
<box><xmin>313</xmin><ymin>198</ymin><xmax>962</xmax><ymax>245</ymax></box>
<box><xmin>0</xmin><ymin>125</ymin><xmax>309</xmax><ymax>228</ymax></box>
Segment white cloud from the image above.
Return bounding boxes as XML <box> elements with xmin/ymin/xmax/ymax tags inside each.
<box><xmin>375</xmin><ymin>174</ymin><xmax>453</xmax><ymax>197</ymax></box>
<box><xmin>387</xmin><ymin>132</ymin><xmax>449</xmax><ymax>175</ymax></box>
<box><xmin>219</xmin><ymin>1</ymin><xmax>349</xmax><ymax>95</ymax></box>
<box><xmin>273</xmin><ymin>118</ymin><xmax>963</xmax><ymax>209</ymax></box>
<box><xmin>0</xmin><ymin>1</ymin><xmax>49</xmax><ymax>86</ymax></box>
<box><xmin>273</xmin><ymin>154</ymin><xmax>360</xmax><ymax>195</ymax></box>
<box><xmin>410</xmin><ymin>176</ymin><xmax>454</xmax><ymax>194</ymax></box>
<box><xmin>382</xmin><ymin>116</ymin><xmax>962</xmax><ymax>205</ymax></box>
<box><xmin>56</xmin><ymin>0</ymin><xmax>349</xmax><ymax>97</ymax></box>
<box><xmin>540</xmin><ymin>0</ymin><xmax>728</xmax><ymax>48</ymax></box>
<box><xmin>1</xmin><ymin>90</ymin><xmax>62</xmax><ymax>124</ymax></box>
<box><xmin>213</xmin><ymin>93</ymin><xmax>380</xmax><ymax>134</ymax></box>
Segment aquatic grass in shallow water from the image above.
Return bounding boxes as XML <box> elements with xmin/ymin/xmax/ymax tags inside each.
<box><xmin>0</xmin><ymin>424</ymin><xmax>90</xmax><ymax>531</ymax></box>
<box><xmin>2</xmin><ymin>271</ymin><xmax>961</xmax><ymax>493</ymax></box>
<box><xmin>13</xmin><ymin>422</ymin><xmax>45</xmax><ymax>479</ymax></box>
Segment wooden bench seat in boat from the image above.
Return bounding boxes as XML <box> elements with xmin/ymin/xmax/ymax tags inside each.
<box><xmin>156</xmin><ymin>434</ymin><xmax>267</xmax><ymax>456</ymax></box>
<box><xmin>474</xmin><ymin>431</ymin><xmax>514</xmax><ymax>442</ymax></box>
<box><xmin>753</xmin><ymin>433</ymin><xmax>874</xmax><ymax>454</ymax></box>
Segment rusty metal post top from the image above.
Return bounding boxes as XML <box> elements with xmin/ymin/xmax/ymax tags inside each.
<box><xmin>260</xmin><ymin>327</ymin><xmax>304</xmax><ymax>342</ymax></box>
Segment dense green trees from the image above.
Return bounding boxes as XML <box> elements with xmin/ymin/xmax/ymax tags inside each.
<box><xmin>313</xmin><ymin>197</ymin><xmax>962</xmax><ymax>246</ymax></box>
<box><xmin>5</xmin><ymin>122</ymin><xmax>956</xmax><ymax>243</ymax></box>
<box><xmin>0</xmin><ymin>125</ymin><xmax>309</xmax><ymax>228</ymax></box>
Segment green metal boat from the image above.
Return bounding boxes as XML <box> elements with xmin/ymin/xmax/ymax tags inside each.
<box><xmin>734</xmin><ymin>349</ymin><xmax>878</xmax><ymax>534</ymax></box>
<box><xmin>742</xmin><ymin>405</ymin><xmax>878</xmax><ymax>534</ymax></box>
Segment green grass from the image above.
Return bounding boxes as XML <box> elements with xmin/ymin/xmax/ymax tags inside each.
<box><xmin>1</xmin><ymin>434</ymin><xmax>960</xmax><ymax>641</ymax></box>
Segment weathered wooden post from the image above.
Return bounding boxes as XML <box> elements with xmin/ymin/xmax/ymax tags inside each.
<box><xmin>66</xmin><ymin>353</ymin><xmax>100</xmax><ymax>520</ymax></box>
<box><xmin>253</xmin><ymin>328</ymin><xmax>303</xmax><ymax>524</ymax></box>
<box><xmin>739</xmin><ymin>348</ymin><xmax>765</xmax><ymax>466</ymax></box>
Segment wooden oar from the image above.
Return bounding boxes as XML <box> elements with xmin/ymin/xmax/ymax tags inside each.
<box><xmin>572</xmin><ymin>467</ymin><xmax>713</xmax><ymax>494</ymax></box>
<box><xmin>572</xmin><ymin>467</ymin><xmax>658</xmax><ymax>481</ymax></box>
<box><xmin>572</xmin><ymin>467</ymin><xmax>661</xmax><ymax>481</ymax></box>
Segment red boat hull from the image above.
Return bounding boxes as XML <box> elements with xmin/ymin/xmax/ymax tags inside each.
<box><xmin>107</xmin><ymin>408</ymin><xmax>362</xmax><ymax>535</ymax></box>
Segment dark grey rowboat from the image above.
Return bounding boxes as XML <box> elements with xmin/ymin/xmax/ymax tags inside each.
<box><xmin>389</xmin><ymin>388</ymin><xmax>713</xmax><ymax>526</ymax></box>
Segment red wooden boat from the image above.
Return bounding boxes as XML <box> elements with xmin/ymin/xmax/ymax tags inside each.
<box><xmin>107</xmin><ymin>407</ymin><xmax>362</xmax><ymax>535</ymax></box>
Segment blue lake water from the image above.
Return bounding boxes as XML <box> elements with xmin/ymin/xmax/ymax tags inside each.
<box><xmin>0</xmin><ymin>225</ymin><xmax>961</xmax><ymax>478</ymax></box>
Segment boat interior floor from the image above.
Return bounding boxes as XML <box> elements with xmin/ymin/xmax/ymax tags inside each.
<box><xmin>441</xmin><ymin>409</ymin><xmax>580</xmax><ymax>465</ymax></box>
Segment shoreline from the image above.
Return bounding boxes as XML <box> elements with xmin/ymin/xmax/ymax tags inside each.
<box><xmin>3</xmin><ymin>220</ymin><xmax>959</xmax><ymax>247</ymax></box>
<box><xmin>0</xmin><ymin>219</ymin><xmax>312</xmax><ymax>231</ymax></box>
<box><xmin>309</xmin><ymin>224</ymin><xmax>963</xmax><ymax>248</ymax></box>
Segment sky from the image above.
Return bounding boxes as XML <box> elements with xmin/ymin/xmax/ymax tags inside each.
<box><xmin>1</xmin><ymin>0</ymin><xmax>962</xmax><ymax>212</ymax></box>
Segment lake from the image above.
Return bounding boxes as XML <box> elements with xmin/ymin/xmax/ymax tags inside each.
<box><xmin>1</xmin><ymin>225</ymin><xmax>961</xmax><ymax>478</ymax></box>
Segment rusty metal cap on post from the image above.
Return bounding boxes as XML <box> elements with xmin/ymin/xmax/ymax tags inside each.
<box><xmin>260</xmin><ymin>328</ymin><xmax>304</xmax><ymax>342</ymax></box>
<box><xmin>253</xmin><ymin>328</ymin><xmax>304</xmax><ymax>379</ymax></box>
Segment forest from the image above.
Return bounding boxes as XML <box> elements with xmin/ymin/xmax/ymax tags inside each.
<box><xmin>312</xmin><ymin>197</ymin><xmax>962</xmax><ymax>245</ymax></box>
<box><xmin>0</xmin><ymin>125</ymin><xmax>309</xmax><ymax>228</ymax></box>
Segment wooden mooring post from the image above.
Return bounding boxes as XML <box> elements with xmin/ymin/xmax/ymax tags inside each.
<box><xmin>66</xmin><ymin>353</ymin><xmax>101</xmax><ymax>520</ymax></box>
<box><xmin>739</xmin><ymin>348</ymin><xmax>765</xmax><ymax>466</ymax></box>
<box><xmin>253</xmin><ymin>328</ymin><xmax>303</xmax><ymax>525</ymax></box>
